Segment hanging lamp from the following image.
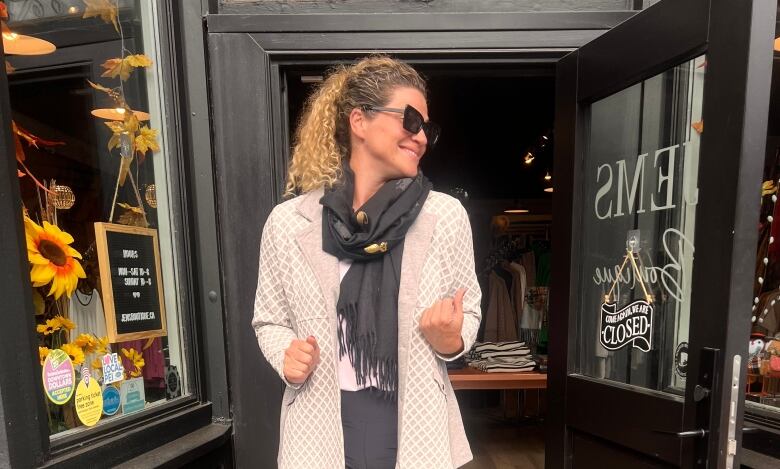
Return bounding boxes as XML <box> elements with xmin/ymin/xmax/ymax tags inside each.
<box><xmin>1</xmin><ymin>21</ymin><xmax>55</xmax><ymax>55</ymax></box>
<box><xmin>91</xmin><ymin>106</ymin><xmax>150</xmax><ymax>121</ymax></box>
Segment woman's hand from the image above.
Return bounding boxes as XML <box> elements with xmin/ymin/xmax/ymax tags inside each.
<box><xmin>283</xmin><ymin>336</ymin><xmax>320</xmax><ymax>384</ymax></box>
<box><xmin>420</xmin><ymin>288</ymin><xmax>466</xmax><ymax>356</ymax></box>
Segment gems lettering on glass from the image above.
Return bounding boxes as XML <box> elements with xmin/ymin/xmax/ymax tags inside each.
<box><xmin>594</xmin><ymin>142</ymin><xmax>698</xmax><ymax>220</ymax></box>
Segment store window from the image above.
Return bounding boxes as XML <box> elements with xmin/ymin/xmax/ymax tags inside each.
<box><xmin>746</xmin><ymin>32</ymin><xmax>780</xmax><ymax>416</ymax></box>
<box><xmin>4</xmin><ymin>0</ymin><xmax>189</xmax><ymax>437</ymax></box>
<box><xmin>576</xmin><ymin>56</ymin><xmax>704</xmax><ymax>392</ymax></box>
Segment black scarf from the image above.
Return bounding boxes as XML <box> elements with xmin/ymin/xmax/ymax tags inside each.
<box><xmin>320</xmin><ymin>165</ymin><xmax>431</xmax><ymax>394</ymax></box>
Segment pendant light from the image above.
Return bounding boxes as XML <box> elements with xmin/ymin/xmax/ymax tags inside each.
<box><xmin>91</xmin><ymin>107</ymin><xmax>150</xmax><ymax>121</ymax></box>
<box><xmin>775</xmin><ymin>37</ymin><xmax>780</xmax><ymax>52</ymax></box>
<box><xmin>1</xmin><ymin>21</ymin><xmax>55</xmax><ymax>56</ymax></box>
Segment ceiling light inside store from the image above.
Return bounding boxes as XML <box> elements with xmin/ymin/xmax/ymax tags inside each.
<box><xmin>775</xmin><ymin>37</ymin><xmax>780</xmax><ymax>51</ymax></box>
<box><xmin>91</xmin><ymin>108</ymin><xmax>151</xmax><ymax>121</ymax></box>
<box><xmin>68</xmin><ymin>6</ymin><xmax>79</xmax><ymax>14</ymax></box>
<box><xmin>1</xmin><ymin>22</ymin><xmax>56</xmax><ymax>55</ymax></box>
<box><xmin>544</xmin><ymin>171</ymin><xmax>552</xmax><ymax>181</ymax></box>
<box><xmin>504</xmin><ymin>209</ymin><xmax>530</xmax><ymax>214</ymax></box>
<box><xmin>523</xmin><ymin>152</ymin><xmax>534</xmax><ymax>164</ymax></box>
<box><xmin>544</xmin><ymin>187</ymin><xmax>553</xmax><ymax>193</ymax></box>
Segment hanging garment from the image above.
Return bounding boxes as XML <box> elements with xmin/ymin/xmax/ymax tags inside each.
<box><xmin>520</xmin><ymin>287</ymin><xmax>545</xmax><ymax>345</ymax></box>
<box><xmin>522</xmin><ymin>251</ymin><xmax>537</xmax><ymax>287</ymax></box>
<box><xmin>536</xmin><ymin>251</ymin><xmax>551</xmax><ymax>287</ymax></box>
<box><xmin>68</xmin><ymin>288</ymin><xmax>107</xmax><ymax>341</ymax></box>
<box><xmin>68</xmin><ymin>289</ymin><xmax>110</xmax><ymax>369</ymax></box>
<box><xmin>484</xmin><ymin>271</ymin><xmax>518</xmax><ymax>342</ymax></box>
<box><xmin>508</xmin><ymin>262</ymin><xmax>527</xmax><ymax>338</ymax></box>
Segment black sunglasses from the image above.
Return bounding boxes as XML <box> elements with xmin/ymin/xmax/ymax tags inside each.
<box><xmin>363</xmin><ymin>104</ymin><xmax>441</xmax><ymax>148</ymax></box>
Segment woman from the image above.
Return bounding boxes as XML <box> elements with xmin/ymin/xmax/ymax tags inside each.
<box><xmin>252</xmin><ymin>56</ymin><xmax>481</xmax><ymax>469</ymax></box>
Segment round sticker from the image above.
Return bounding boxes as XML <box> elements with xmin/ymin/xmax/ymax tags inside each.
<box><xmin>674</xmin><ymin>342</ymin><xmax>689</xmax><ymax>378</ymax></box>
<box><xmin>42</xmin><ymin>349</ymin><xmax>75</xmax><ymax>405</ymax></box>
<box><xmin>102</xmin><ymin>385</ymin><xmax>121</xmax><ymax>416</ymax></box>
<box><xmin>75</xmin><ymin>375</ymin><xmax>103</xmax><ymax>427</ymax></box>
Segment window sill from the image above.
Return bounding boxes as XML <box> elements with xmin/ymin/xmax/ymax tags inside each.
<box><xmin>40</xmin><ymin>402</ymin><xmax>218</xmax><ymax>468</ymax></box>
<box><xmin>114</xmin><ymin>422</ymin><xmax>231</xmax><ymax>468</ymax></box>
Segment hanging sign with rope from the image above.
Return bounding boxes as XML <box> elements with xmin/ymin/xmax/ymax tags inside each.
<box><xmin>599</xmin><ymin>236</ymin><xmax>655</xmax><ymax>352</ymax></box>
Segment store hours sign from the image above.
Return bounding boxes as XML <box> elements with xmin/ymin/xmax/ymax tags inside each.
<box><xmin>94</xmin><ymin>223</ymin><xmax>167</xmax><ymax>341</ymax></box>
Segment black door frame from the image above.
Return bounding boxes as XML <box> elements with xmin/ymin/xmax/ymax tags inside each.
<box><xmin>550</xmin><ymin>0</ymin><xmax>775</xmax><ymax>467</ymax></box>
<box><xmin>205</xmin><ymin>10</ymin><xmax>635</xmax><ymax>468</ymax></box>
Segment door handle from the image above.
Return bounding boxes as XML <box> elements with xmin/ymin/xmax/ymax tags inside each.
<box><xmin>656</xmin><ymin>426</ymin><xmax>756</xmax><ymax>439</ymax></box>
<box><xmin>653</xmin><ymin>428</ymin><xmax>708</xmax><ymax>438</ymax></box>
<box><xmin>675</xmin><ymin>429</ymin><xmax>708</xmax><ymax>438</ymax></box>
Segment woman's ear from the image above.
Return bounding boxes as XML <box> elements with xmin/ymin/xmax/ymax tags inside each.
<box><xmin>349</xmin><ymin>107</ymin><xmax>368</xmax><ymax>140</ymax></box>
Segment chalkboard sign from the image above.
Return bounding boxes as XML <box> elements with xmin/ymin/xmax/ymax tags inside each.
<box><xmin>94</xmin><ymin>223</ymin><xmax>167</xmax><ymax>341</ymax></box>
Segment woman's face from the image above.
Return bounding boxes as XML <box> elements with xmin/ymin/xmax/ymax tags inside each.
<box><xmin>354</xmin><ymin>86</ymin><xmax>429</xmax><ymax>180</ymax></box>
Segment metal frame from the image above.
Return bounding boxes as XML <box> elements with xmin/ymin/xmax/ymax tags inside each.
<box><xmin>0</xmin><ymin>0</ymin><xmax>229</xmax><ymax>466</ymax></box>
<box><xmin>549</xmin><ymin>0</ymin><xmax>776</xmax><ymax>467</ymax></box>
<box><xmin>206</xmin><ymin>9</ymin><xmax>634</xmax><ymax>468</ymax></box>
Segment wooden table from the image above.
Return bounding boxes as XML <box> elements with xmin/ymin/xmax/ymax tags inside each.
<box><xmin>447</xmin><ymin>368</ymin><xmax>547</xmax><ymax>390</ymax></box>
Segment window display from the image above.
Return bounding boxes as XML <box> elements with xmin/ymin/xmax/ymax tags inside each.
<box><xmin>747</xmin><ymin>150</ymin><xmax>780</xmax><ymax>412</ymax></box>
<box><xmin>4</xmin><ymin>0</ymin><xmax>188</xmax><ymax>436</ymax></box>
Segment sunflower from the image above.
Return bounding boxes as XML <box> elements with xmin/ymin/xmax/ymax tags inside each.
<box><xmin>58</xmin><ymin>316</ymin><xmax>75</xmax><ymax>331</ymax></box>
<box><xmin>60</xmin><ymin>343</ymin><xmax>85</xmax><ymax>366</ymax></box>
<box><xmin>39</xmin><ymin>346</ymin><xmax>51</xmax><ymax>365</ymax></box>
<box><xmin>24</xmin><ymin>217</ymin><xmax>86</xmax><ymax>299</ymax></box>
<box><xmin>74</xmin><ymin>333</ymin><xmax>98</xmax><ymax>353</ymax></box>
<box><xmin>36</xmin><ymin>317</ymin><xmax>63</xmax><ymax>335</ymax></box>
<box><xmin>90</xmin><ymin>357</ymin><xmax>103</xmax><ymax>371</ymax></box>
<box><xmin>121</xmin><ymin>347</ymin><xmax>145</xmax><ymax>377</ymax></box>
<box><xmin>95</xmin><ymin>336</ymin><xmax>110</xmax><ymax>354</ymax></box>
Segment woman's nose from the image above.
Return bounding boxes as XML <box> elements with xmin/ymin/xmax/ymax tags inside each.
<box><xmin>411</xmin><ymin>127</ymin><xmax>427</xmax><ymax>147</ymax></box>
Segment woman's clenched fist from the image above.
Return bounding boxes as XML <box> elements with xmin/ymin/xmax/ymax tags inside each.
<box><xmin>283</xmin><ymin>335</ymin><xmax>320</xmax><ymax>384</ymax></box>
<box><xmin>420</xmin><ymin>288</ymin><xmax>466</xmax><ymax>356</ymax></box>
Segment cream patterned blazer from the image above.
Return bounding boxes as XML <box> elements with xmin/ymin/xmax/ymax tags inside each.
<box><xmin>252</xmin><ymin>187</ymin><xmax>482</xmax><ymax>468</ymax></box>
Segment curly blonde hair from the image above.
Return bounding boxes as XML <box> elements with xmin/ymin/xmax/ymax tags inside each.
<box><xmin>285</xmin><ymin>55</ymin><xmax>427</xmax><ymax>196</ymax></box>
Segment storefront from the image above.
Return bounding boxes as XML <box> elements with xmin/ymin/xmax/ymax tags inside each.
<box><xmin>2</xmin><ymin>0</ymin><xmax>780</xmax><ymax>468</ymax></box>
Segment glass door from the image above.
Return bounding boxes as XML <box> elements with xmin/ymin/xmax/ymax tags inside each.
<box><xmin>548</xmin><ymin>0</ymin><xmax>776</xmax><ymax>467</ymax></box>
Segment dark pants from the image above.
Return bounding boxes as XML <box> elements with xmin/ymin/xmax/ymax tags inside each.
<box><xmin>341</xmin><ymin>388</ymin><xmax>398</xmax><ymax>469</ymax></box>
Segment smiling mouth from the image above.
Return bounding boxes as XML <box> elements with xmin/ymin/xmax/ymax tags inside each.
<box><xmin>401</xmin><ymin>147</ymin><xmax>419</xmax><ymax>159</ymax></box>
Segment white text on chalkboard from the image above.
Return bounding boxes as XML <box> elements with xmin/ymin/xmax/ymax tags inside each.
<box><xmin>121</xmin><ymin>312</ymin><xmax>156</xmax><ymax>323</ymax></box>
<box><xmin>123</xmin><ymin>249</ymin><xmax>139</xmax><ymax>258</ymax></box>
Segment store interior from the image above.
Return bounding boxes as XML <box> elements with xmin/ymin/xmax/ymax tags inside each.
<box><xmin>287</xmin><ymin>64</ymin><xmax>556</xmax><ymax>469</ymax></box>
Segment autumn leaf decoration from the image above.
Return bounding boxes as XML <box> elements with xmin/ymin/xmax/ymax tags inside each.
<box><xmin>101</xmin><ymin>54</ymin><xmax>152</xmax><ymax>81</ymax></box>
<box><xmin>82</xmin><ymin>0</ymin><xmax>119</xmax><ymax>33</ymax></box>
<box><xmin>103</xmin><ymin>111</ymin><xmax>159</xmax><ymax>160</ymax></box>
<box><xmin>13</xmin><ymin>121</ymin><xmax>66</xmax><ymax>194</ymax></box>
<box><xmin>116</xmin><ymin>203</ymin><xmax>148</xmax><ymax>228</ymax></box>
<box><xmin>82</xmin><ymin>0</ymin><xmax>158</xmax><ymax>226</ymax></box>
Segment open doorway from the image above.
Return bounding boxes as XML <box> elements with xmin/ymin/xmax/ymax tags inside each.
<box><xmin>285</xmin><ymin>63</ymin><xmax>556</xmax><ymax>469</ymax></box>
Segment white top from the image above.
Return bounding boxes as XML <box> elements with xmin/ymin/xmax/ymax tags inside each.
<box><xmin>337</xmin><ymin>259</ymin><xmax>381</xmax><ymax>391</ymax></box>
